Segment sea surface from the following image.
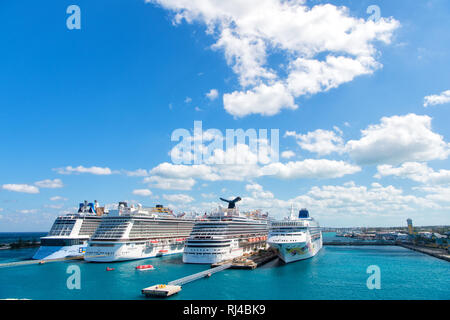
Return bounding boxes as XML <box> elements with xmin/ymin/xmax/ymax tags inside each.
<box><xmin>0</xmin><ymin>232</ymin><xmax>448</xmax><ymax>300</ymax></box>
<box><xmin>0</xmin><ymin>232</ymin><xmax>46</xmax><ymax>245</ymax></box>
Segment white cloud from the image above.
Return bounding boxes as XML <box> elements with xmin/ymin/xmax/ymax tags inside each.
<box><xmin>285</xmin><ymin>127</ymin><xmax>344</xmax><ymax>155</ymax></box>
<box><xmin>236</xmin><ymin>181</ymin><xmax>439</xmax><ymax>222</ymax></box>
<box><xmin>50</xmin><ymin>196</ymin><xmax>68</xmax><ymax>201</ymax></box>
<box><xmin>185</xmin><ymin>96</ymin><xmax>192</xmax><ymax>103</ymax></box>
<box><xmin>44</xmin><ymin>204</ymin><xmax>64</xmax><ymax>209</ymax></box>
<box><xmin>201</xmin><ymin>193</ymin><xmax>216</xmax><ymax>198</ymax></box>
<box><xmin>245</xmin><ymin>183</ymin><xmax>274</xmax><ymax>199</ymax></box>
<box><xmin>132</xmin><ymin>189</ymin><xmax>153</xmax><ymax>196</ymax></box>
<box><xmin>54</xmin><ymin>166</ymin><xmax>113</xmax><ymax>175</ymax></box>
<box><xmin>163</xmin><ymin>193</ymin><xmax>194</xmax><ymax>203</ymax></box>
<box><xmin>148</xmin><ymin>0</ymin><xmax>399</xmax><ymax>117</ymax></box>
<box><xmin>281</xmin><ymin>150</ymin><xmax>295</xmax><ymax>159</ymax></box>
<box><xmin>123</xmin><ymin>169</ymin><xmax>149</xmax><ymax>177</ymax></box>
<box><xmin>223</xmin><ymin>82</ymin><xmax>297</xmax><ymax>117</ymax></box>
<box><xmin>35</xmin><ymin>179</ymin><xmax>63</xmax><ymax>189</ymax></box>
<box><xmin>149</xmin><ymin>158</ymin><xmax>360</xmax><ymax>184</ymax></box>
<box><xmin>18</xmin><ymin>209</ymin><xmax>38</xmax><ymax>214</ymax></box>
<box><xmin>260</xmin><ymin>159</ymin><xmax>361</xmax><ymax>179</ymax></box>
<box><xmin>424</xmin><ymin>90</ymin><xmax>450</xmax><ymax>107</ymax></box>
<box><xmin>376</xmin><ymin>162</ymin><xmax>450</xmax><ymax>185</ymax></box>
<box><xmin>206</xmin><ymin>89</ymin><xmax>219</xmax><ymax>100</ymax></box>
<box><xmin>2</xmin><ymin>184</ymin><xmax>39</xmax><ymax>194</ymax></box>
<box><xmin>346</xmin><ymin>114</ymin><xmax>450</xmax><ymax>165</ymax></box>
<box><xmin>144</xmin><ymin>176</ymin><xmax>196</xmax><ymax>190</ymax></box>
<box><xmin>416</xmin><ymin>186</ymin><xmax>450</xmax><ymax>203</ymax></box>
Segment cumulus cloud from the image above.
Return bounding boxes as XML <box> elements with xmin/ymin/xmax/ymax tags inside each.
<box><xmin>285</xmin><ymin>127</ymin><xmax>344</xmax><ymax>156</ymax></box>
<box><xmin>375</xmin><ymin>162</ymin><xmax>450</xmax><ymax>185</ymax></box>
<box><xmin>281</xmin><ymin>150</ymin><xmax>295</xmax><ymax>159</ymax></box>
<box><xmin>147</xmin><ymin>158</ymin><xmax>360</xmax><ymax>185</ymax></box>
<box><xmin>236</xmin><ymin>181</ymin><xmax>439</xmax><ymax>221</ymax></box>
<box><xmin>223</xmin><ymin>82</ymin><xmax>297</xmax><ymax>117</ymax></box>
<box><xmin>50</xmin><ymin>196</ymin><xmax>68</xmax><ymax>201</ymax></box>
<box><xmin>54</xmin><ymin>166</ymin><xmax>113</xmax><ymax>175</ymax></box>
<box><xmin>123</xmin><ymin>169</ymin><xmax>149</xmax><ymax>177</ymax></box>
<box><xmin>147</xmin><ymin>0</ymin><xmax>399</xmax><ymax>117</ymax></box>
<box><xmin>18</xmin><ymin>209</ymin><xmax>38</xmax><ymax>214</ymax></box>
<box><xmin>245</xmin><ymin>183</ymin><xmax>274</xmax><ymax>199</ymax></box>
<box><xmin>132</xmin><ymin>189</ymin><xmax>153</xmax><ymax>196</ymax></box>
<box><xmin>2</xmin><ymin>184</ymin><xmax>39</xmax><ymax>194</ymax></box>
<box><xmin>260</xmin><ymin>159</ymin><xmax>361</xmax><ymax>179</ymax></box>
<box><xmin>144</xmin><ymin>176</ymin><xmax>196</xmax><ymax>190</ymax></box>
<box><xmin>206</xmin><ymin>89</ymin><xmax>219</xmax><ymax>100</ymax></box>
<box><xmin>424</xmin><ymin>90</ymin><xmax>450</xmax><ymax>107</ymax></box>
<box><xmin>163</xmin><ymin>193</ymin><xmax>194</xmax><ymax>203</ymax></box>
<box><xmin>346</xmin><ymin>114</ymin><xmax>450</xmax><ymax>165</ymax></box>
<box><xmin>35</xmin><ymin>179</ymin><xmax>63</xmax><ymax>189</ymax></box>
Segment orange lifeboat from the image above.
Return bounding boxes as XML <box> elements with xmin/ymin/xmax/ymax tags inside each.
<box><xmin>136</xmin><ymin>264</ymin><xmax>154</xmax><ymax>271</ymax></box>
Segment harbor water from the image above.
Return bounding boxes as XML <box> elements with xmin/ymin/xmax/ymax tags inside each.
<box><xmin>0</xmin><ymin>233</ymin><xmax>448</xmax><ymax>300</ymax></box>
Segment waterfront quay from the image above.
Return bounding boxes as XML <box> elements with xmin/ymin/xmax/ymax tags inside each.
<box><xmin>142</xmin><ymin>249</ymin><xmax>277</xmax><ymax>297</ymax></box>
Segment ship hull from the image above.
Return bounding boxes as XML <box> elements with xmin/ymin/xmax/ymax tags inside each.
<box><xmin>32</xmin><ymin>244</ymin><xmax>87</xmax><ymax>260</ymax></box>
<box><xmin>182</xmin><ymin>247</ymin><xmax>244</xmax><ymax>264</ymax></box>
<box><xmin>269</xmin><ymin>237</ymin><xmax>322</xmax><ymax>263</ymax></box>
<box><xmin>84</xmin><ymin>241</ymin><xmax>185</xmax><ymax>262</ymax></box>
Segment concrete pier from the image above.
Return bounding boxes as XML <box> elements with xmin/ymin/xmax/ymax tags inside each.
<box><xmin>212</xmin><ymin>248</ymin><xmax>278</xmax><ymax>269</ymax></box>
<box><xmin>0</xmin><ymin>256</ymin><xmax>84</xmax><ymax>268</ymax></box>
<box><xmin>398</xmin><ymin>244</ymin><xmax>450</xmax><ymax>262</ymax></box>
<box><xmin>142</xmin><ymin>263</ymin><xmax>232</xmax><ymax>297</ymax></box>
<box><xmin>142</xmin><ymin>284</ymin><xmax>181</xmax><ymax>297</ymax></box>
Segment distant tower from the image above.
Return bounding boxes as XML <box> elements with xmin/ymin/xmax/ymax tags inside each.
<box><xmin>407</xmin><ymin>218</ymin><xmax>413</xmax><ymax>235</ymax></box>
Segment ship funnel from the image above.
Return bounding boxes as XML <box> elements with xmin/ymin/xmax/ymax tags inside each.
<box><xmin>219</xmin><ymin>197</ymin><xmax>241</xmax><ymax>209</ymax></box>
<box><xmin>299</xmin><ymin>208</ymin><xmax>309</xmax><ymax>218</ymax></box>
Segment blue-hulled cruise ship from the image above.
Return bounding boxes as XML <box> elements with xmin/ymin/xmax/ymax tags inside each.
<box><xmin>32</xmin><ymin>201</ymin><xmax>105</xmax><ymax>260</ymax></box>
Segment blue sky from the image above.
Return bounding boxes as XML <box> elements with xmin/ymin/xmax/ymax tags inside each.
<box><xmin>1</xmin><ymin>0</ymin><xmax>450</xmax><ymax>231</ymax></box>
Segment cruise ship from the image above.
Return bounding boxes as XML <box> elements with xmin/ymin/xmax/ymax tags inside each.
<box><xmin>32</xmin><ymin>200</ymin><xmax>105</xmax><ymax>260</ymax></box>
<box><xmin>84</xmin><ymin>202</ymin><xmax>196</xmax><ymax>262</ymax></box>
<box><xmin>183</xmin><ymin>197</ymin><xmax>269</xmax><ymax>264</ymax></box>
<box><xmin>267</xmin><ymin>206</ymin><xmax>322</xmax><ymax>263</ymax></box>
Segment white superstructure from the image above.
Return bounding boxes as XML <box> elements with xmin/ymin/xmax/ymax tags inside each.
<box><xmin>267</xmin><ymin>206</ymin><xmax>322</xmax><ymax>263</ymax></box>
<box><xmin>84</xmin><ymin>202</ymin><xmax>196</xmax><ymax>262</ymax></box>
<box><xmin>183</xmin><ymin>198</ymin><xmax>269</xmax><ymax>264</ymax></box>
<box><xmin>32</xmin><ymin>200</ymin><xmax>105</xmax><ymax>260</ymax></box>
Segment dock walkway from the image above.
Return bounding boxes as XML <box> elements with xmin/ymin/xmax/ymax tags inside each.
<box><xmin>142</xmin><ymin>263</ymin><xmax>232</xmax><ymax>297</ymax></box>
<box><xmin>168</xmin><ymin>263</ymin><xmax>232</xmax><ymax>286</ymax></box>
<box><xmin>0</xmin><ymin>256</ymin><xmax>83</xmax><ymax>268</ymax></box>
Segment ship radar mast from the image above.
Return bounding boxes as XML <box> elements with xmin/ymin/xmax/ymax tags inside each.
<box><xmin>289</xmin><ymin>203</ymin><xmax>296</xmax><ymax>220</ymax></box>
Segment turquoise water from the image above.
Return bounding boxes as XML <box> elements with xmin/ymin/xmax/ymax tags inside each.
<box><xmin>0</xmin><ymin>232</ymin><xmax>46</xmax><ymax>244</ymax></box>
<box><xmin>0</xmin><ymin>233</ymin><xmax>449</xmax><ymax>300</ymax></box>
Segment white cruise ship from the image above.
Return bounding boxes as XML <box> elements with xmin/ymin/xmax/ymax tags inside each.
<box><xmin>183</xmin><ymin>197</ymin><xmax>269</xmax><ymax>264</ymax></box>
<box><xmin>32</xmin><ymin>201</ymin><xmax>105</xmax><ymax>260</ymax></box>
<box><xmin>84</xmin><ymin>202</ymin><xmax>196</xmax><ymax>262</ymax></box>
<box><xmin>267</xmin><ymin>206</ymin><xmax>322</xmax><ymax>263</ymax></box>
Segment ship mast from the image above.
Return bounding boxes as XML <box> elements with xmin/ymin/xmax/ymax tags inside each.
<box><xmin>289</xmin><ymin>203</ymin><xmax>295</xmax><ymax>220</ymax></box>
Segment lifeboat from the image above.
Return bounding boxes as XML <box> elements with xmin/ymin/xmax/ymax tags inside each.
<box><xmin>136</xmin><ymin>264</ymin><xmax>154</xmax><ymax>270</ymax></box>
<box><xmin>150</xmin><ymin>240</ymin><xmax>158</xmax><ymax>244</ymax></box>
<box><xmin>159</xmin><ymin>249</ymin><xmax>168</xmax><ymax>253</ymax></box>
<box><xmin>106</xmin><ymin>267</ymin><xmax>115</xmax><ymax>271</ymax></box>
